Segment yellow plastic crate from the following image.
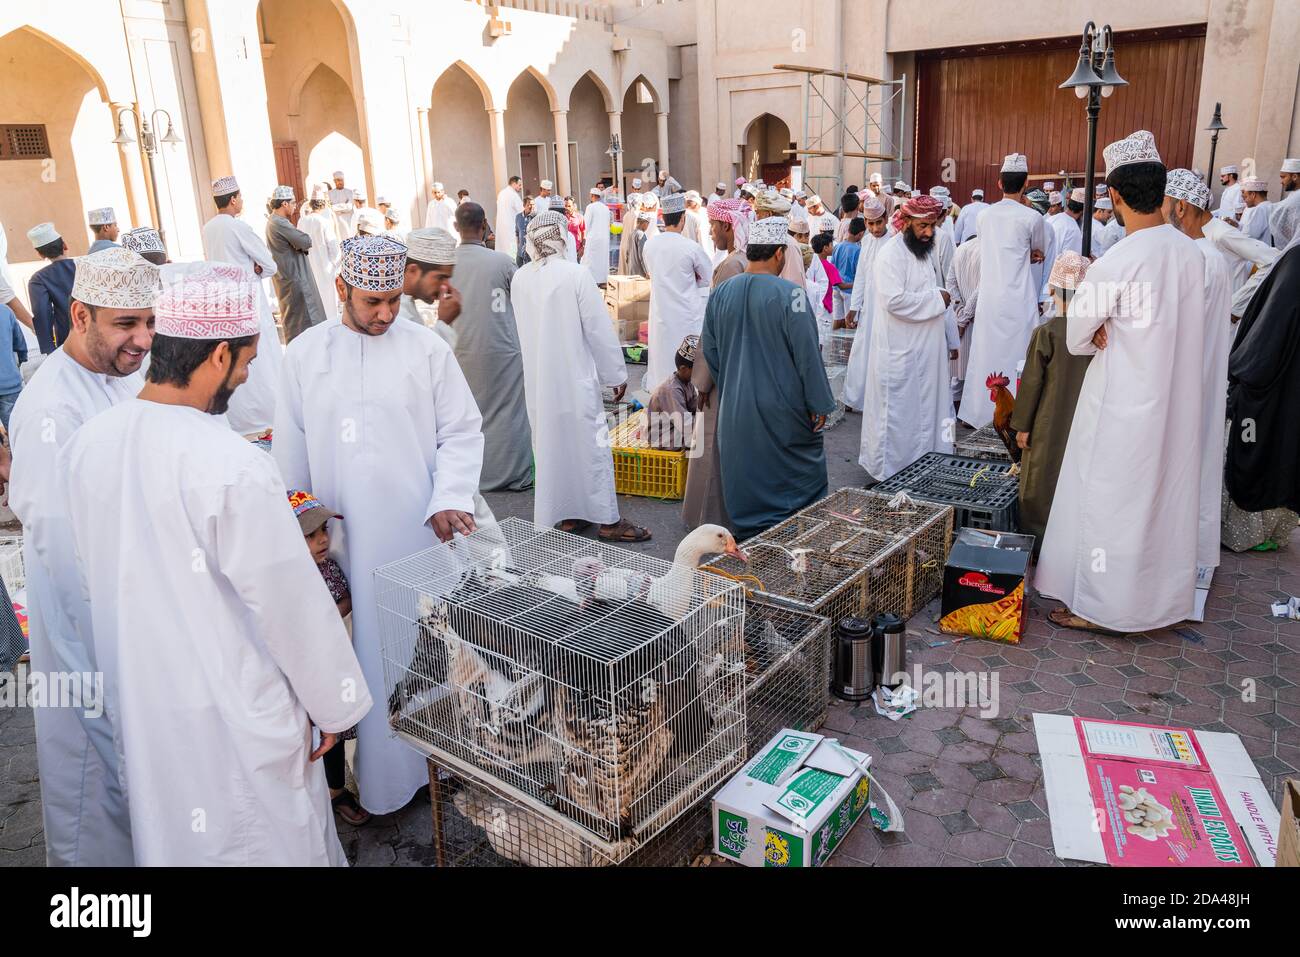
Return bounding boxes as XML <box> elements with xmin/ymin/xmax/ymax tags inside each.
<box><xmin>608</xmin><ymin>412</ymin><xmax>689</xmax><ymax>500</ymax></box>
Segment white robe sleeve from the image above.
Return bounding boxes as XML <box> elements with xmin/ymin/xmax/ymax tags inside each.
<box><xmin>271</xmin><ymin>346</ymin><xmax>311</xmax><ymax>491</ymax></box>
<box><xmin>423</xmin><ymin>346</ymin><xmax>485</xmax><ymax>520</ymax></box>
<box><xmin>577</xmin><ymin>272</ymin><xmax>627</xmax><ymax>388</ymax></box>
<box><xmin>945</xmin><ymin>307</ymin><xmax>959</xmax><ymax>350</ymax></box>
<box><xmin>1030</xmin><ymin>212</ymin><xmax>1046</xmax><ymax>258</ymax></box>
<box><xmin>875</xmin><ymin>254</ymin><xmax>946</xmax><ymax>322</ymax></box>
<box><xmin>215</xmin><ymin>460</ymin><xmax>372</xmax><ymax>734</ymax></box>
<box><xmin>1065</xmin><ymin>275</ymin><xmax>1112</xmax><ymax>356</ymax></box>
<box><xmin>806</xmin><ymin>258</ymin><xmax>828</xmax><ymax>307</ymax></box>
<box><xmin>237</xmin><ymin>221</ymin><xmax>278</xmax><ymax>279</ymax></box>
<box><xmin>1215</xmin><ymin>227</ymin><xmax>1280</xmax><ymax>269</ymax></box>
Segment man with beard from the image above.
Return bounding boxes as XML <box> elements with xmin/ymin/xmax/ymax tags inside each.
<box><xmin>1268</xmin><ymin>158</ymin><xmax>1300</xmax><ymax>248</ymax></box>
<box><xmin>958</xmin><ymin>154</ymin><xmax>1046</xmax><ymax>427</ymax></box>
<box><xmin>7</xmin><ymin>246</ymin><xmax>157</xmax><ymax>865</ymax></box>
<box><xmin>54</xmin><ymin>261</ymin><xmax>369</xmax><ymax>864</ymax></box>
<box><xmin>858</xmin><ymin>195</ymin><xmax>955</xmax><ymax>481</ymax></box>
<box><xmin>274</xmin><ymin>235</ymin><xmax>483</xmax><ymax>817</ymax></box>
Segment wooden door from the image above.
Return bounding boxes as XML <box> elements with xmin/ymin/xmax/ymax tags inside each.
<box><xmin>519</xmin><ymin>145</ymin><xmax>543</xmax><ymax>196</ymax></box>
<box><xmin>914</xmin><ymin>26</ymin><xmax>1206</xmax><ymax>202</ymax></box>
<box><xmin>274</xmin><ymin>141</ymin><xmax>306</xmax><ymax>225</ymax></box>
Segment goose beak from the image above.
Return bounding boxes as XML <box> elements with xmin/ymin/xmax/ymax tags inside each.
<box><xmin>724</xmin><ymin>537</ymin><xmax>748</xmax><ymax>563</ymax></box>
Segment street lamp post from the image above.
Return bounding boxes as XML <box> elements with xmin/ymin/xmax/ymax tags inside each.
<box><xmin>606</xmin><ymin>132</ymin><xmax>623</xmax><ymax>197</ymax></box>
<box><xmin>1205</xmin><ymin>102</ymin><xmax>1227</xmax><ymax>195</ymax></box>
<box><xmin>1059</xmin><ymin>21</ymin><xmax>1127</xmax><ymax>257</ymax></box>
<box><xmin>113</xmin><ymin>107</ymin><xmax>184</xmax><ymax>252</ymax></box>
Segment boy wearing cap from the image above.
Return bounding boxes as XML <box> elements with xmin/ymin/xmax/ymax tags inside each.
<box><xmin>1007</xmin><ymin>252</ymin><xmax>1094</xmax><ymax>548</ymax></box>
<box><xmin>25</xmin><ymin>223</ymin><xmax>75</xmax><ymax>354</ymax></box>
<box><xmin>86</xmin><ymin>207</ymin><xmax>119</xmax><ymax>253</ymax></box>
<box><xmin>287</xmin><ymin>488</ymin><xmax>369</xmax><ymax>826</ymax></box>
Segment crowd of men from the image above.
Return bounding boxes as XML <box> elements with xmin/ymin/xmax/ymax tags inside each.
<box><xmin>2</xmin><ymin>130</ymin><xmax>1299</xmax><ymax>867</ymax></box>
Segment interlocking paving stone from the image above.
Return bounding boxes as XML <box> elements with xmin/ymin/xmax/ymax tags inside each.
<box><xmin>990</xmin><ymin>718</ymin><xmax>1024</xmax><ymax>734</ymax></box>
<box><xmin>1116</xmin><ymin>664</ymin><xmax>1144</xmax><ymax>678</ymax></box>
<box><xmin>967</xmin><ymin>761</ymin><xmax>1006</xmax><ymax>783</ymax></box>
<box><xmin>940</xmin><ymin>811</ymin><xmax>979</xmax><ymax>835</ymax></box>
<box><xmin>1064</xmin><ymin>672</ymin><xmax>1097</xmax><ymax>687</ymax></box>
<box><xmin>1008</xmin><ymin>800</ymin><xmax>1046</xmax><ymax>822</ymax></box>
<box><xmin>906</xmin><ymin>772</ymin><xmax>942</xmax><ymax>793</ymax></box>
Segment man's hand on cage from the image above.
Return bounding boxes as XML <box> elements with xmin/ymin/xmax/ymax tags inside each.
<box><xmin>431</xmin><ymin>509</ymin><xmax>476</xmax><ymax>543</ymax></box>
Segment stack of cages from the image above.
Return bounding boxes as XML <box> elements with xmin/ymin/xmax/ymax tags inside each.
<box><xmin>874</xmin><ymin>452</ymin><xmax>1019</xmax><ymax>531</ymax></box>
<box><xmin>702</xmin><ymin>488</ymin><xmax>954</xmax><ymax>628</ymax></box>
<box><xmin>375</xmin><ymin>517</ymin><xmax>748</xmax><ymax>867</ymax></box>
<box><xmin>954</xmin><ymin>425</ymin><xmax>1012</xmax><ymax>463</ymax></box>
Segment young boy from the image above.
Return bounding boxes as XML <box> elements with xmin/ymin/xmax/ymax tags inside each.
<box><xmin>0</xmin><ymin>302</ymin><xmax>27</xmax><ymax>430</ymax></box>
<box><xmin>288</xmin><ymin>489</ymin><xmax>370</xmax><ymax>826</ymax></box>
<box><xmin>1007</xmin><ymin>251</ymin><xmax>1094</xmax><ymax>549</ymax></box>
<box><xmin>647</xmin><ymin>335</ymin><xmax>699</xmax><ymax>450</ymax></box>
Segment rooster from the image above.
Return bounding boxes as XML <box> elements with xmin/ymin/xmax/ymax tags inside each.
<box><xmin>986</xmin><ymin>372</ymin><xmax>1022</xmax><ymax>467</ymax></box>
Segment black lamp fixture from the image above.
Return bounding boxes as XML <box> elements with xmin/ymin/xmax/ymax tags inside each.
<box><xmin>1059</xmin><ymin>21</ymin><xmax>1127</xmax><ymax>256</ymax></box>
<box><xmin>1205</xmin><ymin>103</ymin><xmax>1227</xmax><ymax>187</ymax></box>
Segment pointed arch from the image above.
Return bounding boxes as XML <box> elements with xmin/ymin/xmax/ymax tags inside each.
<box><xmin>0</xmin><ymin>26</ymin><xmax>109</xmax><ymax>102</ymax></box>
<box><xmin>434</xmin><ymin>59</ymin><xmax>495</xmax><ymax>112</ymax></box>
<box><xmin>565</xmin><ymin>69</ymin><xmax>614</xmax><ymax>113</ymax></box>
<box><xmin>622</xmin><ymin>73</ymin><xmax>662</xmax><ymax>113</ymax></box>
<box><xmin>517</xmin><ymin>65</ymin><xmax>560</xmax><ymax>114</ymax></box>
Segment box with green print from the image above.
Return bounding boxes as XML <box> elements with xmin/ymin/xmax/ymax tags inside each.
<box><xmin>712</xmin><ymin>730</ymin><xmax>873</xmax><ymax>867</ymax></box>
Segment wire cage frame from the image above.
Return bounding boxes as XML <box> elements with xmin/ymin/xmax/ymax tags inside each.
<box><xmin>0</xmin><ymin>536</ymin><xmax>25</xmax><ymax>595</ymax></box>
<box><xmin>742</xmin><ymin>599</ymin><xmax>832</xmax><ymax>751</ymax></box>
<box><xmin>823</xmin><ymin>329</ymin><xmax>855</xmax><ymax>367</ymax></box>
<box><xmin>428</xmin><ymin>758</ymin><xmax>721</xmax><ymax>868</ymax></box>
<box><xmin>702</xmin><ymin>488</ymin><xmax>953</xmax><ymax>629</ymax></box>
<box><xmin>824</xmin><ymin>364</ymin><xmax>847</xmax><ymax>430</ymax></box>
<box><xmin>954</xmin><ymin>425</ymin><xmax>1012</xmax><ymax>462</ymax></box>
<box><xmin>375</xmin><ymin>517</ymin><xmax>748</xmax><ymax>859</ymax></box>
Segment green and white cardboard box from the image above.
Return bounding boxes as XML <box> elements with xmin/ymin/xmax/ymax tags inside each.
<box><xmin>712</xmin><ymin>729</ymin><xmax>872</xmax><ymax>867</ymax></box>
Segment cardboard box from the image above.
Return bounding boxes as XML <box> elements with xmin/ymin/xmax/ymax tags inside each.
<box><xmin>712</xmin><ymin>729</ymin><xmax>871</xmax><ymax>867</ymax></box>
<box><xmin>1035</xmin><ymin>714</ymin><xmax>1283</xmax><ymax>867</ymax></box>
<box><xmin>605</xmin><ymin>274</ymin><xmax>650</xmax><ymax>343</ymax></box>
<box><xmin>940</xmin><ymin>527</ymin><xmax>1034</xmax><ymax>643</ymax></box>
<box><xmin>1279</xmin><ymin>779</ymin><xmax>1299</xmax><ymax>867</ymax></box>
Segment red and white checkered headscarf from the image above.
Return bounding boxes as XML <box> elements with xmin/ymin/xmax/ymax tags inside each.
<box><xmin>707</xmin><ymin>198</ymin><xmax>752</xmax><ymax>253</ymax></box>
<box><xmin>890</xmin><ymin>194</ymin><xmax>944</xmax><ymax>234</ymax></box>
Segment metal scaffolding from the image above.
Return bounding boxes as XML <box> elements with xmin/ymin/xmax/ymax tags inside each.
<box><xmin>776</xmin><ymin>63</ymin><xmax>907</xmax><ymax>200</ymax></box>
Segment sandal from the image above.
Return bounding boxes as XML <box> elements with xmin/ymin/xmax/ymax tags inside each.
<box><xmin>554</xmin><ymin>520</ymin><xmax>593</xmax><ymax>534</ymax></box>
<box><xmin>1048</xmin><ymin>607</ymin><xmax>1123</xmax><ymax>636</ymax></box>
<box><xmin>332</xmin><ymin>790</ymin><xmax>371</xmax><ymax>826</ymax></box>
<box><xmin>598</xmin><ymin>520</ymin><xmax>652</xmax><ymax>543</ymax></box>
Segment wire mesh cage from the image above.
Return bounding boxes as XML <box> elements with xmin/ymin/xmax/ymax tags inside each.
<box><xmin>874</xmin><ymin>452</ymin><xmax>1019</xmax><ymax>531</ymax></box>
<box><xmin>954</xmin><ymin>425</ymin><xmax>1012</xmax><ymax>462</ymax></box>
<box><xmin>742</xmin><ymin>599</ymin><xmax>831</xmax><ymax>751</ymax></box>
<box><xmin>375</xmin><ymin>517</ymin><xmax>748</xmax><ymax>860</ymax></box>
<box><xmin>702</xmin><ymin>489</ymin><xmax>953</xmax><ymax>627</ymax></box>
<box><xmin>824</xmin><ymin>364</ymin><xmax>847</xmax><ymax>430</ymax></box>
<box><xmin>822</xmin><ymin>329</ymin><xmax>855</xmax><ymax>366</ymax></box>
<box><xmin>0</xmin><ymin>536</ymin><xmax>24</xmax><ymax>595</ymax></box>
<box><xmin>428</xmin><ymin>760</ymin><xmax>719</xmax><ymax>868</ymax></box>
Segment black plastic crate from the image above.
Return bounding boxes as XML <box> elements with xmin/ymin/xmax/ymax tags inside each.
<box><xmin>874</xmin><ymin>452</ymin><xmax>1019</xmax><ymax>532</ymax></box>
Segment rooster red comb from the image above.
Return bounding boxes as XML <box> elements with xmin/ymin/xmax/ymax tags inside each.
<box><xmin>986</xmin><ymin>372</ymin><xmax>1011</xmax><ymax>388</ymax></box>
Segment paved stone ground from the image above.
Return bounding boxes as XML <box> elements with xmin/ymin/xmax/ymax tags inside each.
<box><xmin>3</xmin><ymin>404</ymin><xmax>1298</xmax><ymax>867</ymax></box>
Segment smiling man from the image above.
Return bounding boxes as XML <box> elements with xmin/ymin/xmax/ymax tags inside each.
<box><xmin>7</xmin><ymin>245</ymin><xmax>158</xmax><ymax>865</ymax></box>
<box><xmin>274</xmin><ymin>235</ymin><xmax>483</xmax><ymax>818</ymax></box>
